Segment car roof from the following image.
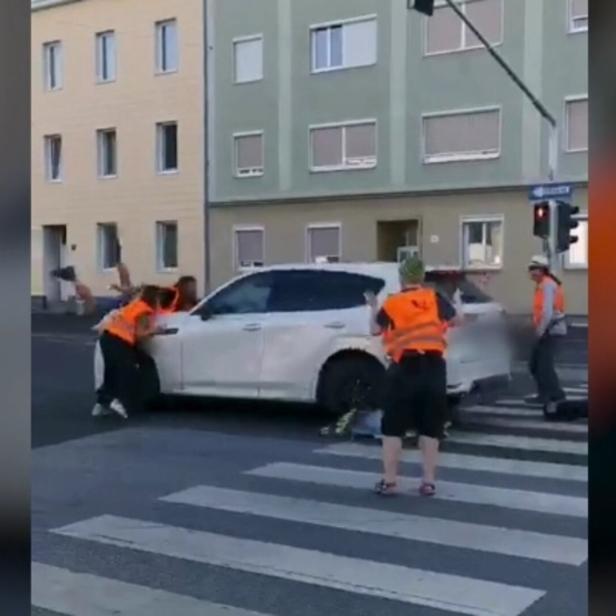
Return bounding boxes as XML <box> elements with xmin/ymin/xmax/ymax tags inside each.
<box><xmin>254</xmin><ymin>262</ymin><xmax>464</xmax><ymax>275</ymax></box>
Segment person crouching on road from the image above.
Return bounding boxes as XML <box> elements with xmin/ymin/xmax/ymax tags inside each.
<box><xmin>366</xmin><ymin>256</ymin><xmax>457</xmax><ymax>497</ymax></box>
<box><xmin>526</xmin><ymin>255</ymin><xmax>567</xmax><ymax>416</ymax></box>
<box><xmin>93</xmin><ymin>285</ymin><xmax>161</xmax><ymax>419</ymax></box>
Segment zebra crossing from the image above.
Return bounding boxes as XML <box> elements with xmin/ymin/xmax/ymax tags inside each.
<box><xmin>32</xmin><ymin>395</ymin><xmax>587</xmax><ymax>616</ymax></box>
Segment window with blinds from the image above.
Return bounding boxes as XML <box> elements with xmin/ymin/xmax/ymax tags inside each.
<box><xmin>565</xmin><ymin>98</ymin><xmax>588</xmax><ymax>152</ymax></box>
<box><xmin>235</xmin><ymin>228</ymin><xmax>265</xmax><ymax>269</ymax></box>
<box><xmin>568</xmin><ymin>0</ymin><xmax>588</xmax><ymax>33</ymax></box>
<box><xmin>234</xmin><ymin>133</ymin><xmax>264</xmax><ymax>177</ymax></box>
<box><xmin>234</xmin><ymin>36</ymin><xmax>263</xmax><ymax>83</ymax></box>
<box><xmin>310</xmin><ymin>122</ymin><xmax>376</xmax><ymax>171</ymax></box>
<box><xmin>307</xmin><ymin>226</ymin><xmax>341</xmax><ymax>263</ymax></box>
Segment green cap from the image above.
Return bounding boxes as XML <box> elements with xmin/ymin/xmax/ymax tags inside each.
<box><xmin>399</xmin><ymin>255</ymin><xmax>425</xmax><ymax>284</ymax></box>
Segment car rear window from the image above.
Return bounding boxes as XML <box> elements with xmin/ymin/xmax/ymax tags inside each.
<box><xmin>269</xmin><ymin>270</ymin><xmax>385</xmax><ymax>312</ymax></box>
<box><xmin>424</xmin><ymin>272</ymin><xmax>493</xmax><ymax>304</ymax></box>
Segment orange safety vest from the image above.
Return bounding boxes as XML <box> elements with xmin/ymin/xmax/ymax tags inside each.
<box><xmin>105</xmin><ymin>299</ymin><xmax>154</xmax><ymax>345</ymax></box>
<box><xmin>533</xmin><ymin>276</ymin><xmax>565</xmax><ymax>328</ymax></box>
<box><xmin>381</xmin><ymin>287</ymin><xmax>447</xmax><ymax>363</ymax></box>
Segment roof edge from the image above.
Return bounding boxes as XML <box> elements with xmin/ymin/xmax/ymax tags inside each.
<box><xmin>32</xmin><ymin>0</ymin><xmax>83</xmax><ymax>12</ymax></box>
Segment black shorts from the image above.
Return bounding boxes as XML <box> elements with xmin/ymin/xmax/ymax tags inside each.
<box><xmin>381</xmin><ymin>352</ymin><xmax>447</xmax><ymax>439</ymax></box>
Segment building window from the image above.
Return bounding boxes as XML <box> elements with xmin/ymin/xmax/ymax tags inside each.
<box><xmin>156</xmin><ymin>19</ymin><xmax>178</xmax><ymax>73</ymax></box>
<box><xmin>423</xmin><ymin>108</ymin><xmax>500</xmax><ymax>163</ymax></box>
<box><xmin>425</xmin><ymin>0</ymin><xmax>503</xmax><ymax>56</ymax></box>
<box><xmin>234</xmin><ymin>133</ymin><xmax>264</xmax><ymax>177</ymax></box>
<box><xmin>97</xmin><ymin>223</ymin><xmax>120</xmax><ymax>270</ymax></box>
<box><xmin>462</xmin><ymin>218</ymin><xmax>503</xmax><ymax>269</ymax></box>
<box><xmin>569</xmin><ymin>0</ymin><xmax>588</xmax><ymax>33</ymax></box>
<box><xmin>233</xmin><ymin>35</ymin><xmax>263</xmax><ymax>83</ymax></box>
<box><xmin>156</xmin><ymin>221</ymin><xmax>178</xmax><ymax>270</ymax></box>
<box><xmin>96</xmin><ymin>31</ymin><xmax>116</xmax><ymax>83</ymax></box>
<box><xmin>307</xmin><ymin>225</ymin><xmax>341</xmax><ymax>263</ymax></box>
<box><xmin>310</xmin><ymin>121</ymin><xmax>377</xmax><ymax>172</ymax></box>
<box><xmin>44</xmin><ymin>135</ymin><xmax>62</xmax><ymax>182</ymax></box>
<box><xmin>311</xmin><ymin>16</ymin><xmax>377</xmax><ymax>73</ymax></box>
<box><xmin>157</xmin><ymin>122</ymin><xmax>178</xmax><ymax>173</ymax></box>
<box><xmin>43</xmin><ymin>41</ymin><xmax>63</xmax><ymax>90</ymax></box>
<box><xmin>97</xmin><ymin>129</ymin><xmax>117</xmax><ymax>178</ymax></box>
<box><xmin>565</xmin><ymin>97</ymin><xmax>588</xmax><ymax>152</ymax></box>
<box><xmin>566</xmin><ymin>217</ymin><xmax>588</xmax><ymax>269</ymax></box>
<box><xmin>234</xmin><ymin>227</ymin><xmax>265</xmax><ymax>269</ymax></box>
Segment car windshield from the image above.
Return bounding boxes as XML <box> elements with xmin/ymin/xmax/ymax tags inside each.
<box><xmin>424</xmin><ymin>272</ymin><xmax>493</xmax><ymax>304</ymax></box>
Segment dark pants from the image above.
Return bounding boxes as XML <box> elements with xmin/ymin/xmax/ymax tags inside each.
<box><xmin>381</xmin><ymin>352</ymin><xmax>447</xmax><ymax>439</ymax></box>
<box><xmin>529</xmin><ymin>335</ymin><xmax>565</xmax><ymax>403</ymax></box>
<box><xmin>97</xmin><ymin>331</ymin><xmax>143</xmax><ymax>415</ymax></box>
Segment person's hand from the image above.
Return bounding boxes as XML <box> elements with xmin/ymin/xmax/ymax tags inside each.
<box><xmin>364</xmin><ymin>291</ymin><xmax>378</xmax><ymax>309</ymax></box>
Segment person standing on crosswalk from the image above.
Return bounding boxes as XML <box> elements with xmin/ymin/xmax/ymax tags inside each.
<box><xmin>526</xmin><ymin>255</ymin><xmax>567</xmax><ymax>416</ymax></box>
<box><xmin>366</xmin><ymin>255</ymin><xmax>457</xmax><ymax>497</ymax></box>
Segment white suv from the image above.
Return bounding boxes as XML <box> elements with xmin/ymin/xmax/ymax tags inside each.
<box><xmin>94</xmin><ymin>263</ymin><xmax>512</xmax><ymax>412</ymax></box>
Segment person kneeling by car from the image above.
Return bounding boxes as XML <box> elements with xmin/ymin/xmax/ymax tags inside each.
<box><xmin>366</xmin><ymin>256</ymin><xmax>458</xmax><ymax>497</ymax></box>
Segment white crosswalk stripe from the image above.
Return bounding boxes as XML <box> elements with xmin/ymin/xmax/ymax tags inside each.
<box><xmin>459</xmin><ymin>414</ymin><xmax>587</xmax><ymax>434</ymax></box>
<box><xmin>162</xmin><ymin>485</ymin><xmax>587</xmax><ymax>564</ymax></box>
<box><xmin>444</xmin><ymin>432</ymin><xmax>587</xmax><ymax>455</ymax></box>
<box><xmin>32</xmin><ymin>562</ymin><xmax>269</xmax><ymax>616</ymax></box>
<box><xmin>52</xmin><ymin>514</ymin><xmax>545</xmax><ymax>616</ymax></box>
<box><xmin>247</xmin><ymin>463</ymin><xmax>587</xmax><ymax>517</ymax></box>
<box><xmin>314</xmin><ymin>442</ymin><xmax>588</xmax><ymax>481</ymax></box>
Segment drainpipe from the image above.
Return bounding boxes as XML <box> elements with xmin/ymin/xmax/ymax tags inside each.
<box><xmin>202</xmin><ymin>0</ymin><xmax>211</xmax><ymax>294</ymax></box>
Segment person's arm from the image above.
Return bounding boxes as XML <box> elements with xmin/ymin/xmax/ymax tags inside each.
<box><xmin>365</xmin><ymin>292</ymin><xmax>390</xmax><ymax>336</ymax></box>
<box><xmin>536</xmin><ymin>281</ymin><xmax>555</xmax><ymax>337</ymax></box>
<box><xmin>135</xmin><ymin>314</ymin><xmax>161</xmax><ymax>340</ymax></box>
<box><xmin>437</xmin><ymin>294</ymin><xmax>462</xmax><ymax>326</ymax></box>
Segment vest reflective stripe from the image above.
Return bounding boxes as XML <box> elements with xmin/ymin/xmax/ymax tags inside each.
<box><xmin>381</xmin><ymin>288</ymin><xmax>446</xmax><ymax>362</ymax></box>
<box><xmin>533</xmin><ymin>277</ymin><xmax>566</xmax><ymax>328</ymax></box>
<box><xmin>105</xmin><ymin>299</ymin><xmax>154</xmax><ymax>345</ymax></box>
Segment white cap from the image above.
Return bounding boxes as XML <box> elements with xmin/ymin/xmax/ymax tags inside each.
<box><xmin>528</xmin><ymin>255</ymin><xmax>549</xmax><ymax>269</ymax></box>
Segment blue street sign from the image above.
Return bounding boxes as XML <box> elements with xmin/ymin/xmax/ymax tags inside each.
<box><xmin>528</xmin><ymin>183</ymin><xmax>574</xmax><ymax>201</ymax></box>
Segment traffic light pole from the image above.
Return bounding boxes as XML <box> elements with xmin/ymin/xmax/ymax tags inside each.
<box><xmin>441</xmin><ymin>0</ymin><xmax>561</xmax><ymax>269</ymax></box>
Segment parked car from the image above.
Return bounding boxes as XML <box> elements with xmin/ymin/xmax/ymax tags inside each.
<box><xmin>94</xmin><ymin>263</ymin><xmax>512</xmax><ymax>412</ymax></box>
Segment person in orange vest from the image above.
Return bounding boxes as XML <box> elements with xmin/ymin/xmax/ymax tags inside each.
<box><xmin>93</xmin><ymin>285</ymin><xmax>161</xmax><ymax>419</ymax></box>
<box><xmin>366</xmin><ymin>256</ymin><xmax>458</xmax><ymax>497</ymax></box>
<box><xmin>526</xmin><ymin>255</ymin><xmax>567</xmax><ymax>414</ymax></box>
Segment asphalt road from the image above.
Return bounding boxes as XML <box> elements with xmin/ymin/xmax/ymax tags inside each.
<box><xmin>32</xmin><ymin>315</ymin><xmax>588</xmax><ymax>616</ymax></box>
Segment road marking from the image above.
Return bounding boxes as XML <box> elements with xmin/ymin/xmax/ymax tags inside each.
<box><xmin>563</xmin><ymin>387</ymin><xmax>588</xmax><ymax>395</ymax></box>
<box><xmin>32</xmin><ymin>562</ymin><xmax>268</xmax><ymax>616</ymax></box>
<box><xmin>463</xmin><ymin>405</ymin><xmax>544</xmax><ymax>418</ymax></box>
<box><xmin>53</xmin><ymin>515</ymin><xmax>545</xmax><ymax>616</ymax></box>
<box><xmin>446</xmin><ymin>432</ymin><xmax>587</xmax><ymax>455</ymax></box>
<box><xmin>459</xmin><ymin>414</ymin><xmax>587</xmax><ymax>434</ymax></box>
<box><xmin>162</xmin><ymin>485</ymin><xmax>587</xmax><ymax>565</ymax></box>
<box><xmin>314</xmin><ymin>442</ymin><xmax>587</xmax><ymax>482</ymax></box>
<box><xmin>247</xmin><ymin>463</ymin><xmax>587</xmax><ymax>518</ymax></box>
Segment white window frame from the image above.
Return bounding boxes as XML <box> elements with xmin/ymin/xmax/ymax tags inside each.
<box><xmin>421</xmin><ymin>105</ymin><xmax>502</xmax><ymax>164</ymax></box>
<box><xmin>97</xmin><ymin>223</ymin><xmax>120</xmax><ymax>272</ymax></box>
<box><xmin>156</xmin><ymin>221</ymin><xmax>179</xmax><ymax>272</ymax></box>
<box><xmin>568</xmin><ymin>0</ymin><xmax>588</xmax><ymax>34</ymax></box>
<box><xmin>43</xmin><ymin>41</ymin><xmax>63</xmax><ymax>91</ymax></box>
<box><xmin>95</xmin><ymin>30</ymin><xmax>116</xmax><ymax>83</ymax></box>
<box><xmin>423</xmin><ymin>0</ymin><xmax>504</xmax><ymax>57</ymax></box>
<box><xmin>96</xmin><ymin>128</ymin><xmax>118</xmax><ymax>179</ymax></box>
<box><xmin>155</xmin><ymin>19</ymin><xmax>179</xmax><ymax>74</ymax></box>
<box><xmin>156</xmin><ymin>122</ymin><xmax>179</xmax><ymax>174</ymax></box>
<box><xmin>44</xmin><ymin>135</ymin><xmax>63</xmax><ymax>182</ymax></box>
<box><xmin>310</xmin><ymin>14</ymin><xmax>378</xmax><ymax>74</ymax></box>
<box><xmin>233</xmin><ymin>225</ymin><xmax>265</xmax><ymax>271</ymax></box>
<box><xmin>233</xmin><ymin>131</ymin><xmax>265</xmax><ymax>178</ymax></box>
<box><xmin>563</xmin><ymin>95</ymin><xmax>589</xmax><ymax>153</ymax></box>
<box><xmin>564</xmin><ymin>212</ymin><xmax>588</xmax><ymax>270</ymax></box>
<box><xmin>309</xmin><ymin>119</ymin><xmax>378</xmax><ymax>173</ymax></box>
<box><xmin>305</xmin><ymin>223</ymin><xmax>342</xmax><ymax>264</ymax></box>
<box><xmin>460</xmin><ymin>215</ymin><xmax>505</xmax><ymax>270</ymax></box>
<box><xmin>232</xmin><ymin>34</ymin><xmax>264</xmax><ymax>84</ymax></box>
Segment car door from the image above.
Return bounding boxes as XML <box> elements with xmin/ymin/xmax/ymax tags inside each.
<box><xmin>179</xmin><ymin>271</ymin><xmax>274</xmax><ymax>398</ymax></box>
<box><xmin>259</xmin><ymin>270</ymin><xmax>384</xmax><ymax>401</ymax></box>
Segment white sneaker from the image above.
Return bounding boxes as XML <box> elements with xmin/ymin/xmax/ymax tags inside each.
<box><xmin>91</xmin><ymin>403</ymin><xmax>113</xmax><ymax>417</ymax></box>
<box><xmin>109</xmin><ymin>399</ymin><xmax>128</xmax><ymax>419</ymax></box>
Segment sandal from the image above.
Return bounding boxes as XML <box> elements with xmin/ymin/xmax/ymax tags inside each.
<box><xmin>374</xmin><ymin>479</ymin><xmax>398</xmax><ymax>496</ymax></box>
<box><xmin>419</xmin><ymin>481</ymin><xmax>436</xmax><ymax>497</ymax></box>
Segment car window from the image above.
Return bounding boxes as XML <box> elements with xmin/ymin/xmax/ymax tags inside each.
<box><xmin>424</xmin><ymin>272</ymin><xmax>492</xmax><ymax>304</ymax></box>
<box><xmin>204</xmin><ymin>272</ymin><xmax>273</xmax><ymax>315</ymax></box>
<box><xmin>269</xmin><ymin>270</ymin><xmax>385</xmax><ymax>312</ymax></box>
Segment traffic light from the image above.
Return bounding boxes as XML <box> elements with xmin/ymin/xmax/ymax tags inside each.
<box><xmin>408</xmin><ymin>0</ymin><xmax>435</xmax><ymax>16</ymax></box>
<box><xmin>533</xmin><ymin>201</ymin><xmax>551</xmax><ymax>239</ymax></box>
<box><xmin>556</xmin><ymin>201</ymin><xmax>580</xmax><ymax>252</ymax></box>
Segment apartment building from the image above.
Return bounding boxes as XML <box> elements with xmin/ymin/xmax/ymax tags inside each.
<box><xmin>31</xmin><ymin>0</ymin><xmax>205</xmax><ymax>306</ymax></box>
<box><xmin>206</xmin><ymin>0</ymin><xmax>588</xmax><ymax>315</ymax></box>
